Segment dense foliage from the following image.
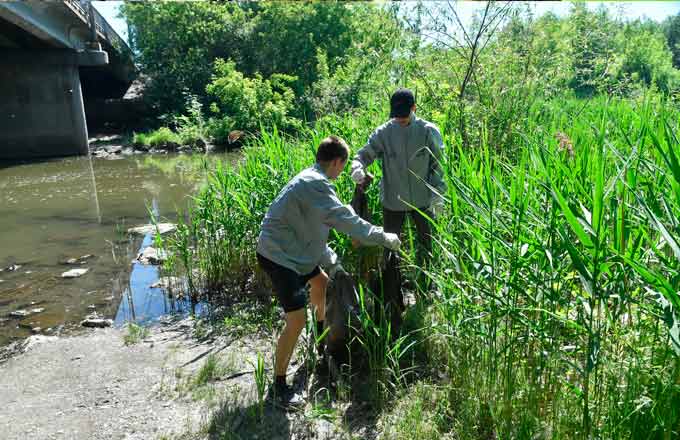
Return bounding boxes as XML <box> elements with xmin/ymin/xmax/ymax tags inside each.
<box><xmin>121</xmin><ymin>1</ymin><xmax>390</xmax><ymax>117</ymax></box>
<box><xmin>126</xmin><ymin>2</ymin><xmax>680</xmax><ymax>438</ymax></box>
<box><xmin>123</xmin><ymin>2</ymin><xmax>680</xmax><ymax>147</ymax></box>
<box><xmin>206</xmin><ymin>59</ymin><xmax>299</xmax><ymax>139</ymax></box>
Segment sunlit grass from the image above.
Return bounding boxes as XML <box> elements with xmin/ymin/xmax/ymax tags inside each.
<box><xmin>160</xmin><ymin>94</ymin><xmax>680</xmax><ymax>438</ymax></box>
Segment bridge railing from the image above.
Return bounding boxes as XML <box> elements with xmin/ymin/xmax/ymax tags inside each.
<box><xmin>64</xmin><ymin>0</ymin><xmax>132</xmax><ymax>58</ymax></box>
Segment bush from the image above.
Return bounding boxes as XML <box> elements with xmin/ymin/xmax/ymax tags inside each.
<box><xmin>206</xmin><ymin>59</ymin><xmax>300</xmax><ymax>141</ymax></box>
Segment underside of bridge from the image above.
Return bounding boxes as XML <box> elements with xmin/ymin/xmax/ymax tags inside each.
<box><xmin>0</xmin><ymin>2</ymin><xmax>136</xmax><ymax>160</ymax></box>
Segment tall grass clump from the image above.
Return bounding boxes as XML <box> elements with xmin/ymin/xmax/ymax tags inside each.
<box><xmin>161</xmin><ymin>112</ymin><xmax>390</xmax><ymax>296</ymax></box>
<box><xmin>162</xmin><ymin>92</ymin><xmax>680</xmax><ymax>438</ymax></box>
<box><xmin>425</xmin><ymin>94</ymin><xmax>680</xmax><ymax>438</ymax></box>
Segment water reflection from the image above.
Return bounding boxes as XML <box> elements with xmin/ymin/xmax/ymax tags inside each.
<box><xmin>114</xmin><ymin>233</ymin><xmax>205</xmax><ymax>325</ymax></box>
<box><xmin>0</xmin><ymin>152</ymin><xmax>236</xmax><ymax>346</ymax></box>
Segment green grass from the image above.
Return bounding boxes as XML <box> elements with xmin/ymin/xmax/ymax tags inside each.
<box><xmin>133</xmin><ymin>127</ymin><xmax>181</xmax><ymax>148</ymax></box>
<box><xmin>194</xmin><ymin>353</ymin><xmax>222</xmax><ymax>387</ymax></box>
<box><xmin>158</xmin><ymin>93</ymin><xmax>680</xmax><ymax>439</ymax></box>
<box><xmin>123</xmin><ymin>322</ymin><xmax>150</xmax><ymax>345</ymax></box>
<box><xmin>378</xmin><ymin>382</ymin><xmax>456</xmax><ymax>440</ymax></box>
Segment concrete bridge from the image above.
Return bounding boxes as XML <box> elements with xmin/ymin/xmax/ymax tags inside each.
<box><xmin>0</xmin><ymin>0</ymin><xmax>136</xmax><ymax>160</ymax></box>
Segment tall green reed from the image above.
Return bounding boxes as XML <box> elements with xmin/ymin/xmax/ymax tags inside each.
<box><xmin>160</xmin><ymin>93</ymin><xmax>680</xmax><ymax>438</ymax></box>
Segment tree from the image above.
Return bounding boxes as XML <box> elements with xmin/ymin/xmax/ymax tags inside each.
<box><xmin>121</xmin><ymin>2</ymin><xmax>365</xmax><ymax>117</ymax></box>
<box><xmin>121</xmin><ymin>2</ymin><xmax>251</xmax><ymax>113</ymax></box>
<box><xmin>663</xmin><ymin>12</ymin><xmax>680</xmax><ymax>68</ymax></box>
<box><xmin>568</xmin><ymin>4</ymin><xmax>617</xmax><ymax>96</ymax></box>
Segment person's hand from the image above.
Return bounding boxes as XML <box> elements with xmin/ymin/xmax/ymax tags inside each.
<box><xmin>384</xmin><ymin>233</ymin><xmax>401</xmax><ymax>251</ymax></box>
<box><xmin>328</xmin><ymin>263</ymin><xmax>345</xmax><ymax>278</ymax></box>
<box><xmin>351</xmin><ymin>167</ymin><xmax>366</xmax><ymax>184</ymax></box>
<box><xmin>430</xmin><ymin>198</ymin><xmax>445</xmax><ymax>218</ymax></box>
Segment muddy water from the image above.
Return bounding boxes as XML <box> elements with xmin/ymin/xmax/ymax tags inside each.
<box><xmin>0</xmin><ymin>153</ymin><xmax>238</xmax><ymax>346</ymax></box>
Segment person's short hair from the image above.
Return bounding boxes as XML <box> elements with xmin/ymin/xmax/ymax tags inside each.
<box><xmin>316</xmin><ymin>135</ymin><xmax>350</xmax><ymax>164</ymax></box>
<box><xmin>390</xmin><ymin>88</ymin><xmax>415</xmax><ymax>118</ymax></box>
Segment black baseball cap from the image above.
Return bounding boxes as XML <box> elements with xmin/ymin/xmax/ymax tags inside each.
<box><xmin>389</xmin><ymin>88</ymin><xmax>415</xmax><ymax>118</ymax></box>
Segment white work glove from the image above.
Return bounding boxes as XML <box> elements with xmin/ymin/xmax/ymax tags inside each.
<box><xmin>383</xmin><ymin>233</ymin><xmax>401</xmax><ymax>251</ymax></box>
<box><xmin>328</xmin><ymin>263</ymin><xmax>345</xmax><ymax>278</ymax></box>
<box><xmin>350</xmin><ymin>161</ymin><xmax>366</xmax><ymax>184</ymax></box>
<box><xmin>430</xmin><ymin>198</ymin><xmax>445</xmax><ymax>218</ymax></box>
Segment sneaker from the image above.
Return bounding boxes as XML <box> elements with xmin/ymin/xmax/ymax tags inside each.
<box><xmin>270</xmin><ymin>383</ymin><xmax>305</xmax><ymax>409</ymax></box>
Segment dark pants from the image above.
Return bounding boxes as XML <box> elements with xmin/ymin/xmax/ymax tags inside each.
<box><xmin>383</xmin><ymin>208</ymin><xmax>432</xmax><ymax>266</ymax></box>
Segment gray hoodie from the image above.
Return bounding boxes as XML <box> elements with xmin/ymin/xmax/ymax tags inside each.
<box><xmin>352</xmin><ymin>115</ymin><xmax>446</xmax><ymax>212</ymax></box>
<box><xmin>256</xmin><ymin>163</ymin><xmax>389</xmax><ymax>275</ymax></box>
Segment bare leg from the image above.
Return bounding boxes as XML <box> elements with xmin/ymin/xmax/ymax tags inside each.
<box><xmin>308</xmin><ymin>270</ymin><xmax>328</xmax><ymax>322</ymax></box>
<box><xmin>274</xmin><ymin>308</ymin><xmax>306</xmax><ymax>378</ymax></box>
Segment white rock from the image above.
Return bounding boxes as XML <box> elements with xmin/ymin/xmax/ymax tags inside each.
<box><xmin>62</xmin><ymin>268</ymin><xmax>89</xmax><ymax>278</ymax></box>
<box><xmin>23</xmin><ymin>335</ymin><xmax>58</xmax><ymax>351</ymax></box>
<box><xmin>9</xmin><ymin>308</ymin><xmax>44</xmax><ymax>318</ymax></box>
<box><xmin>136</xmin><ymin>247</ymin><xmax>169</xmax><ymax>265</ymax></box>
<box><xmin>127</xmin><ymin>223</ymin><xmax>176</xmax><ymax>236</ymax></box>
<box><xmin>149</xmin><ymin>276</ymin><xmax>184</xmax><ymax>290</ymax></box>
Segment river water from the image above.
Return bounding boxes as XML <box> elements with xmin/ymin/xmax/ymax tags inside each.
<box><xmin>0</xmin><ymin>153</ymin><xmax>238</xmax><ymax>347</ymax></box>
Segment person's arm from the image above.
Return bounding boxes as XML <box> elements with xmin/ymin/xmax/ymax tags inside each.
<box><xmin>351</xmin><ymin>128</ymin><xmax>385</xmax><ymax>183</ymax></box>
<box><xmin>426</xmin><ymin>124</ymin><xmax>447</xmax><ymax>203</ymax></box>
<box><xmin>308</xmin><ymin>179</ymin><xmax>396</xmax><ymax>248</ymax></box>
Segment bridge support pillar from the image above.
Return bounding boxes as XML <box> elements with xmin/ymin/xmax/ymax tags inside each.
<box><xmin>0</xmin><ymin>50</ymin><xmax>89</xmax><ymax>160</ymax></box>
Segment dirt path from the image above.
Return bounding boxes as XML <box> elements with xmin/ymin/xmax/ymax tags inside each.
<box><xmin>1</xmin><ymin>319</ymin><xmax>221</xmax><ymax>439</ymax></box>
<box><xmin>0</xmin><ymin>318</ymin><xmax>364</xmax><ymax>440</ymax></box>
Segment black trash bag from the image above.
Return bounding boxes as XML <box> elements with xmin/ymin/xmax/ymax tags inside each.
<box><xmin>350</xmin><ymin>176</ymin><xmax>372</xmax><ymax>221</ymax></box>
<box><xmin>323</xmin><ymin>176</ymin><xmax>375</xmax><ymax>366</ymax></box>
<box><xmin>369</xmin><ymin>250</ymin><xmax>404</xmax><ymax>334</ymax></box>
<box><xmin>324</xmin><ymin>267</ymin><xmax>361</xmax><ymax>365</ymax></box>
<box><xmin>323</xmin><ymin>176</ymin><xmax>405</xmax><ymax>368</ymax></box>
<box><xmin>353</xmin><ymin>173</ymin><xmax>404</xmax><ymax>333</ymax></box>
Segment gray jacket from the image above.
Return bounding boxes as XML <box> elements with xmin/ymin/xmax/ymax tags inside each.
<box><xmin>256</xmin><ymin>164</ymin><xmax>389</xmax><ymax>275</ymax></box>
<box><xmin>352</xmin><ymin>115</ymin><xmax>446</xmax><ymax>211</ymax></box>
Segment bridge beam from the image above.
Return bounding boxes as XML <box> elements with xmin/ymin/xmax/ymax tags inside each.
<box><xmin>0</xmin><ymin>50</ymin><xmax>90</xmax><ymax>159</ymax></box>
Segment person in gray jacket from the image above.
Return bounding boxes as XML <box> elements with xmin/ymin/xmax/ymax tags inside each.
<box><xmin>350</xmin><ymin>88</ymin><xmax>446</xmax><ymax>264</ymax></box>
<box><xmin>256</xmin><ymin>135</ymin><xmax>401</xmax><ymax>406</ymax></box>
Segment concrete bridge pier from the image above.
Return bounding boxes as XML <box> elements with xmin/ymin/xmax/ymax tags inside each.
<box><xmin>0</xmin><ymin>50</ymin><xmax>105</xmax><ymax>160</ymax></box>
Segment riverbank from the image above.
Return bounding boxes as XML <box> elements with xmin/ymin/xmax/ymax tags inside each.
<box><xmin>0</xmin><ymin>150</ymin><xmax>241</xmax><ymax>347</ymax></box>
<box><xmin>0</xmin><ymin>312</ymin><xmax>387</xmax><ymax>440</ymax></box>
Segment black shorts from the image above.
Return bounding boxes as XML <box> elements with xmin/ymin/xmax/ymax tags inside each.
<box><xmin>256</xmin><ymin>253</ymin><xmax>321</xmax><ymax>313</ymax></box>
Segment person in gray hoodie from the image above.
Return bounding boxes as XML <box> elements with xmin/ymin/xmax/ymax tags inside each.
<box><xmin>256</xmin><ymin>135</ymin><xmax>401</xmax><ymax>406</ymax></box>
<box><xmin>350</xmin><ymin>88</ymin><xmax>446</xmax><ymax>264</ymax></box>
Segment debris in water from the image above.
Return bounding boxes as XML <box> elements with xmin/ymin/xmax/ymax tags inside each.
<box><xmin>127</xmin><ymin>223</ymin><xmax>176</xmax><ymax>236</ymax></box>
<box><xmin>136</xmin><ymin>247</ymin><xmax>169</xmax><ymax>265</ymax></box>
<box><xmin>81</xmin><ymin>318</ymin><xmax>113</xmax><ymax>328</ymax></box>
<box><xmin>149</xmin><ymin>276</ymin><xmax>184</xmax><ymax>290</ymax></box>
<box><xmin>9</xmin><ymin>308</ymin><xmax>45</xmax><ymax>318</ymax></box>
<box><xmin>62</xmin><ymin>268</ymin><xmax>89</xmax><ymax>278</ymax></box>
<box><xmin>62</xmin><ymin>255</ymin><xmax>95</xmax><ymax>265</ymax></box>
